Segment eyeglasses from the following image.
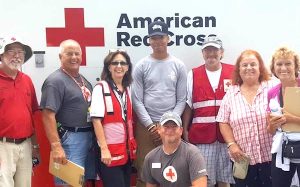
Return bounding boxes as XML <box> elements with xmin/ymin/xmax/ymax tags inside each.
<box><xmin>110</xmin><ymin>61</ymin><xmax>128</xmax><ymax>66</ymax></box>
<box><xmin>64</xmin><ymin>52</ymin><xmax>82</xmax><ymax>57</ymax></box>
<box><xmin>109</xmin><ymin>49</ymin><xmax>126</xmax><ymax>54</ymax></box>
<box><xmin>6</xmin><ymin>49</ymin><xmax>26</xmax><ymax>57</ymax></box>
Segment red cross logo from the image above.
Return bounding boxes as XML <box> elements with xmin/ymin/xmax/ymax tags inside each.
<box><xmin>163</xmin><ymin>166</ymin><xmax>177</xmax><ymax>183</ymax></box>
<box><xmin>166</xmin><ymin>168</ymin><xmax>175</xmax><ymax>179</ymax></box>
<box><xmin>223</xmin><ymin>79</ymin><xmax>232</xmax><ymax>92</ymax></box>
<box><xmin>226</xmin><ymin>81</ymin><xmax>231</xmax><ymax>87</ymax></box>
<box><xmin>46</xmin><ymin>8</ymin><xmax>105</xmax><ymax>66</ymax></box>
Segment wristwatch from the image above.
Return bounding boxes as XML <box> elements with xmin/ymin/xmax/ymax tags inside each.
<box><xmin>32</xmin><ymin>144</ymin><xmax>40</xmax><ymax>149</ymax></box>
<box><xmin>227</xmin><ymin>142</ymin><xmax>236</xmax><ymax>148</ymax></box>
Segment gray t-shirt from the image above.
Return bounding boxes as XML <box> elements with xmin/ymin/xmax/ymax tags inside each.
<box><xmin>40</xmin><ymin>69</ymin><xmax>93</xmax><ymax>127</ymax></box>
<box><xmin>132</xmin><ymin>55</ymin><xmax>187</xmax><ymax>127</ymax></box>
<box><xmin>142</xmin><ymin>141</ymin><xmax>207</xmax><ymax>187</ymax></box>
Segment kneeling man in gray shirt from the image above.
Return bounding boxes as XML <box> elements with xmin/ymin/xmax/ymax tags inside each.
<box><xmin>142</xmin><ymin>111</ymin><xmax>208</xmax><ymax>187</ymax></box>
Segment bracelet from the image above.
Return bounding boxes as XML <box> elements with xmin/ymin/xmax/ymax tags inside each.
<box><xmin>227</xmin><ymin>142</ymin><xmax>236</xmax><ymax>148</ymax></box>
<box><xmin>32</xmin><ymin>144</ymin><xmax>40</xmax><ymax>149</ymax></box>
<box><xmin>147</xmin><ymin>124</ymin><xmax>156</xmax><ymax>131</ymax></box>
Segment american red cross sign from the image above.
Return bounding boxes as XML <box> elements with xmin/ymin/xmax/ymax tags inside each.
<box><xmin>46</xmin><ymin>8</ymin><xmax>105</xmax><ymax>66</ymax></box>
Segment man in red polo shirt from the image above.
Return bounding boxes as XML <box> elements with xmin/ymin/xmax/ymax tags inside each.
<box><xmin>0</xmin><ymin>36</ymin><xmax>39</xmax><ymax>187</ymax></box>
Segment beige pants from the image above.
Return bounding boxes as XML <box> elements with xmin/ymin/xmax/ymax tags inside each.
<box><xmin>134</xmin><ymin>121</ymin><xmax>157</xmax><ymax>187</ymax></box>
<box><xmin>0</xmin><ymin>139</ymin><xmax>32</xmax><ymax>187</ymax></box>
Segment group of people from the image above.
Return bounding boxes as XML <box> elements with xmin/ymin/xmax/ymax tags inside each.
<box><xmin>1</xmin><ymin>20</ymin><xmax>300</xmax><ymax>187</ymax></box>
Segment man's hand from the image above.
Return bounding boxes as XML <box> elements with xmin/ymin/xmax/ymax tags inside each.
<box><xmin>148</xmin><ymin>123</ymin><xmax>162</xmax><ymax>146</ymax></box>
<box><xmin>183</xmin><ymin>130</ymin><xmax>189</xmax><ymax>142</ymax></box>
<box><xmin>51</xmin><ymin>142</ymin><xmax>67</xmax><ymax>165</ymax></box>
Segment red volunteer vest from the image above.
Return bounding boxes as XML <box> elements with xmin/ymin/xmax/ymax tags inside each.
<box><xmin>99</xmin><ymin>81</ymin><xmax>137</xmax><ymax>167</ymax></box>
<box><xmin>188</xmin><ymin>63</ymin><xmax>234</xmax><ymax>144</ymax></box>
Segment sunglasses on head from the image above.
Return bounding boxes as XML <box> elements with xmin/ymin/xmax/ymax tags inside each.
<box><xmin>110</xmin><ymin>61</ymin><xmax>128</xmax><ymax>66</ymax></box>
<box><xmin>109</xmin><ymin>48</ymin><xmax>126</xmax><ymax>54</ymax></box>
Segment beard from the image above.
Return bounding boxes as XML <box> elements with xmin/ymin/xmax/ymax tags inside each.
<box><xmin>164</xmin><ymin>136</ymin><xmax>179</xmax><ymax>144</ymax></box>
<box><xmin>7</xmin><ymin>59</ymin><xmax>22</xmax><ymax>71</ymax></box>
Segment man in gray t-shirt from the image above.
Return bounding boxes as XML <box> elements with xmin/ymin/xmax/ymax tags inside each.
<box><xmin>40</xmin><ymin>39</ymin><xmax>93</xmax><ymax>185</ymax></box>
<box><xmin>142</xmin><ymin>112</ymin><xmax>207</xmax><ymax>187</ymax></box>
<box><xmin>132</xmin><ymin>20</ymin><xmax>187</xmax><ymax>187</ymax></box>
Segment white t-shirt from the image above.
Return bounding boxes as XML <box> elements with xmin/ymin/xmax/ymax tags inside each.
<box><xmin>186</xmin><ymin>67</ymin><xmax>221</xmax><ymax>108</ymax></box>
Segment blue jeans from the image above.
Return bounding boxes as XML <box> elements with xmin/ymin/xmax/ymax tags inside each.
<box><xmin>55</xmin><ymin>131</ymin><xmax>93</xmax><ymax>185</ymax></box>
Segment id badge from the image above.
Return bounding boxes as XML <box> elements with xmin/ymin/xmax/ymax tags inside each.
<box><xmin>223</xmin><ymin>79</ymin><xmax>232</xmax><ymax>92</ymax></box>
<box><xmin>87</xmin><ymin>107</ymin><xmax>91</xmax><ymax>122</ymax></box>
<box><xmin>87</xmin><ymin>111</ymin><xmax>91</xmax><ymax>122</ymax></box>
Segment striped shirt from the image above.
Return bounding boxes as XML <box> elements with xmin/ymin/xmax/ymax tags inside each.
<box><xmin>216</xmin><ymin>81</ymin><xmax>273</xmax><ymax>165</ymax></box>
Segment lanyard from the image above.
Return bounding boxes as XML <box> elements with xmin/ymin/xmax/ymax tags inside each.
<box><xmin>279</xmin><ymin>86</ymin><xmax>283</xmax><ymax>108</ymax></box>
<box><xmin>111</xmin><ymin>81</ymin><xmax>127</xmax><ymax>121</ymax></box>
<box><xmin>61</xmin><ymin>68</ymin><xmax>91</xmax><ymax>102</ymax></box>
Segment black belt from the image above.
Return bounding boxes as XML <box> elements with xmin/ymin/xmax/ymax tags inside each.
<box><xmin>62</xmin><ymin>126</ymin><xmax>93</xmax><ymax>132</ymax></box>
<box><xmin>0</xmin><ymin>137</ymin><xmax>28</xmax><ymax>144</ymax></box>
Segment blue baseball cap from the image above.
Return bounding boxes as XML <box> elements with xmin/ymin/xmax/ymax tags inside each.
<box><xmin>148</xmin><ymin>21</ymin><xmax>168</xmax><ymax>37</ymax></box>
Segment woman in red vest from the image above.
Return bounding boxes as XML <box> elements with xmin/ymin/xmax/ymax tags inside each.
<box><xmin>90</xmin><ymin>49</ymin><xmax>137</xmax><ymax>187</ymax></box>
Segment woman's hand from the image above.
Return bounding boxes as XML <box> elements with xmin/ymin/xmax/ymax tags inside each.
<box><xmin>269</xmin><ymin>113</ymin><xmax>286</xmax><ymax>129</ymax></box>
<box><xmin>267</xmin><ymin>111</ymin><xmax>286</xmax><ymax>134</ymax></box>
<box><xmin>228</xmin><ymin>143</ymin><xmax>246</xmax><ymax>162</ymax></box>
<box><xmin>101</xmin><ymin>147</ymin><xmax>112</xmax><ymax>166</ymax></box>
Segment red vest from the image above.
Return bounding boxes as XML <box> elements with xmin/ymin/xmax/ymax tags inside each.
<box><xmin>188</xmin><ymin>63</ymin><xmax>234</xmax><ymax>144</ymax></box>
<box><xmin>99</xmin><ymin>81</ymin><xmax>137</xmax><ymax>167</ymax></box>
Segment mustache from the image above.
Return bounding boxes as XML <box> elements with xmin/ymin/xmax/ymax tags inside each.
<box><xmin>11</xmin><ymin>58</ymin><xmax>22</xmax><ymax>63</ymax></box>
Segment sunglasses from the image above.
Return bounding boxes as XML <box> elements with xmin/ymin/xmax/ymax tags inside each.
<box><xmin>110</xmin><ymin>61</ymin><xmax>128</xmax><ymax>66</ymax></box>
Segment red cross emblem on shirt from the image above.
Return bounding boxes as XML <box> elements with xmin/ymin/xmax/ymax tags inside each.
<box><xmin>226</xmin><ymin>81</ymin><xmax>231</xmax><ymax>87</ymax></box>
<box><xmin>223</xmin><ymin>79</ymin><xmax>232</xmax><ymax>92</ymax></box>
<box><xmin>163</xmin><ymin>166</ymin><xmax>177</xmax><ymax>183</ymax></box>
<box><xmin>46</xmin><ymin>8</ymin><xmax>105</xmax><ymax>66</ymax></box>
<box><xmin>166</xmin><ymin>168</ymin><xmax>175</xmax><ymax>179</ymax></box>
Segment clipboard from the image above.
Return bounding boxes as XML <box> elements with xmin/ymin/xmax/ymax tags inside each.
<box><xmin>282</xmin><ymin>87</ymin><xmax>300</xmax><ymax>132</ymax></box>
<box><xmin>49</xmin><ymin>153</ymin><xmax>85</xmax><ymax>187</ymax></box>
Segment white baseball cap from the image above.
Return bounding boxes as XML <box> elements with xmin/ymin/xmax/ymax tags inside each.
<box><xmin>202</xmin><ymin>34</ymin><xmax>223</xmax><ymax>49</ymax></box>
<box><xmin>160</xmin><ymin>111</ymin><xmax>182</xmax><ymax>127</ymax></box>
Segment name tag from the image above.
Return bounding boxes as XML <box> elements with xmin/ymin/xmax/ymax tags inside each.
<box><xmin>152</xmin><ymin>163</ymin><xmax>161</xmax><ymax>169</ymax></box>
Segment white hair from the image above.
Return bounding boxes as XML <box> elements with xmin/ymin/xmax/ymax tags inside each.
<box><xmin>59</xmin><ymin>39</ymin><xmax>82</xmax><ymax>54</ymax></box>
